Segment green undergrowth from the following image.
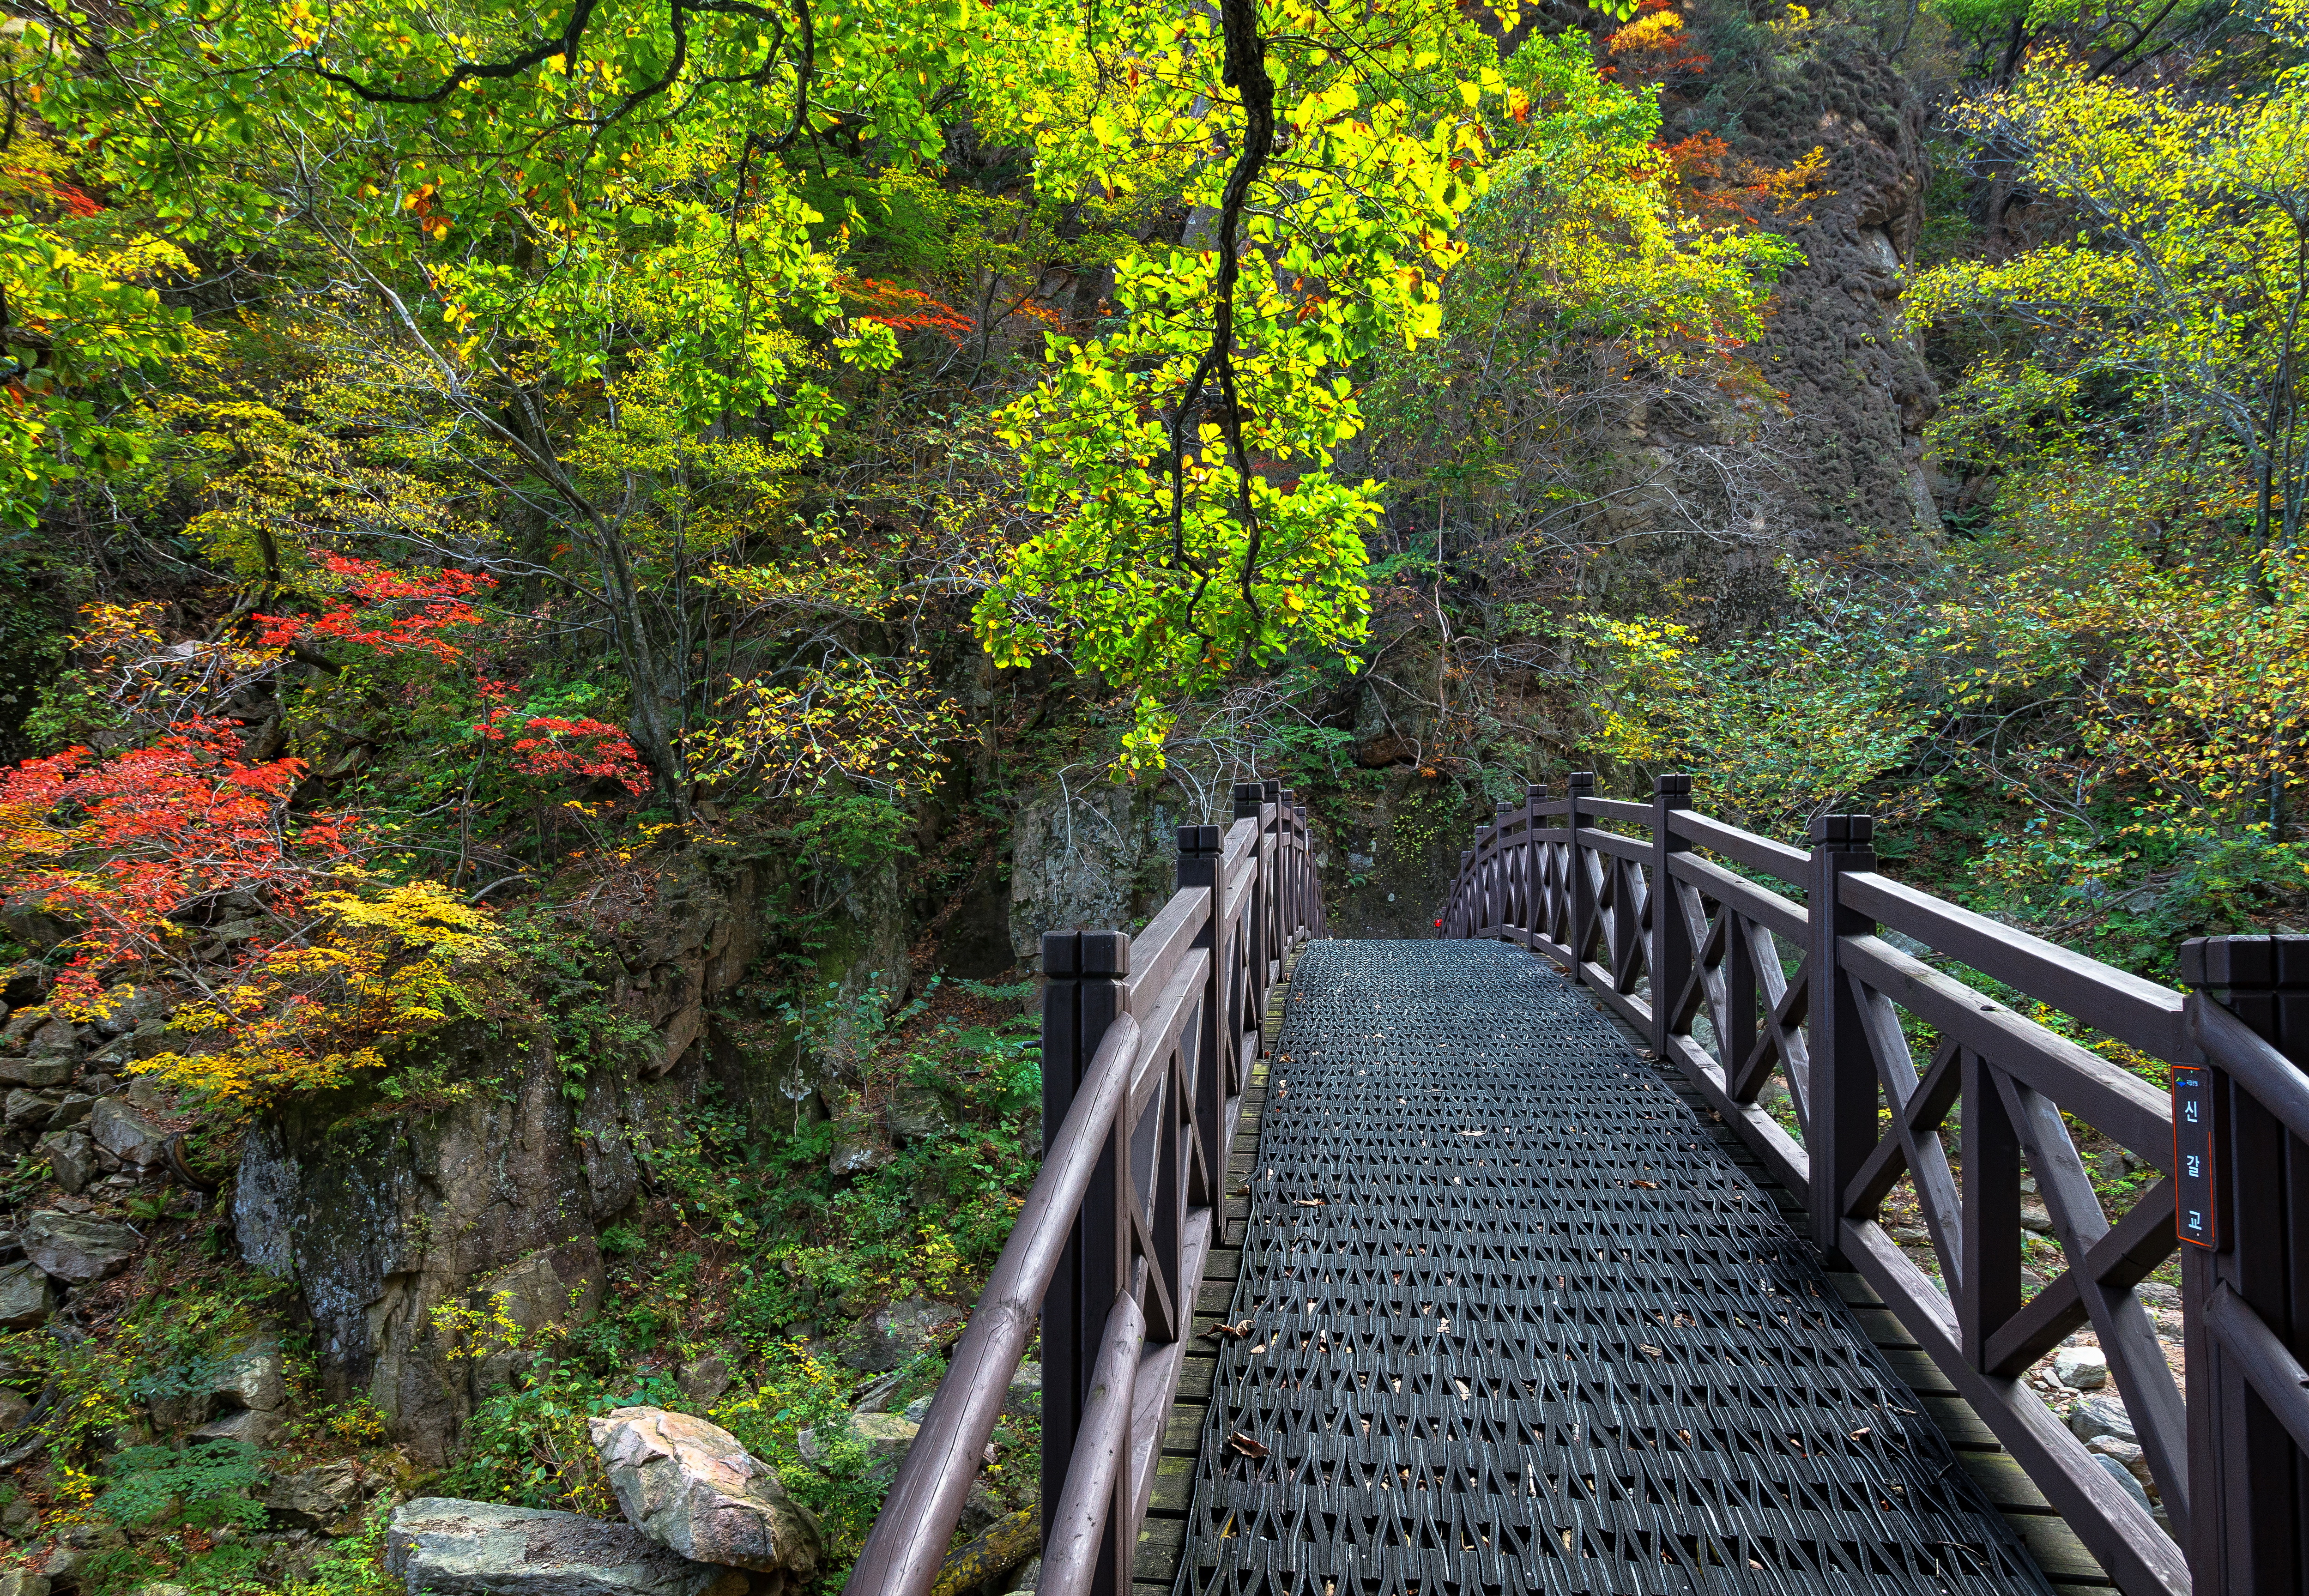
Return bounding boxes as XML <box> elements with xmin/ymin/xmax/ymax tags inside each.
<box><xmin>437</xmin><ymin>979</ymin><xmax>1046</xmax><ymax>1585</ymax></box>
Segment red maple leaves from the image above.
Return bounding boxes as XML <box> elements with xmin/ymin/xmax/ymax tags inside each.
<box><xmin>254</xmin><ymin>553</ymin><xmax>493</xmax><ymax>663</ymax></box>
<box><xmin>0</xmin><ymin>723</ymin><xmax>359</xmax><ymax>1003</ymax></box>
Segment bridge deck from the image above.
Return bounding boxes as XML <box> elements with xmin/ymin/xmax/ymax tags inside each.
<box><xmin>1160</xmin><ymin>940</ymin><xmax>2055</xmax><ymax>1596</ymax></box>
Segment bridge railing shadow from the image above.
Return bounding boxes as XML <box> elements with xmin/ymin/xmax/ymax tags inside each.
<box><xmin>1441</xmin><ymin>774</ymin><xmax>2309</xmax><ymax>1596</ymax></box>
<box><xmin>845</xmin><ymin>779</ymin><xmax>1326</xmax><ymax>1596</ymax></box>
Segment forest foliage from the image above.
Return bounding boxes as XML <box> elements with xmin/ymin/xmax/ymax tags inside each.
<box><xmin>0</xmin><ymin>0</ymin><xmax>2305</xmax><ymax>1583</ymax></box>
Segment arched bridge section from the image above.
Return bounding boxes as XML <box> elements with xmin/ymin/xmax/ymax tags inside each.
<box><xmin>1178</xmin><ymin>939</ymin><xmax>2047</xmax><ymax>1595</ymax></box>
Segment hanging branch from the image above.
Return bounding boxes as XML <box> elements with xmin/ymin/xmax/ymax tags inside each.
<box><xmin>1162</xmin><ymin>0</ymin><xmax>1278</xmax><ymax>626</ymax></box>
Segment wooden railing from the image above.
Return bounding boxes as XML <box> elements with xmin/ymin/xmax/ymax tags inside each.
<box><xmin>1441</xmin><ymin>773</ymin><xmax>2309</xmax><ymax>1596</ymax></box>
<box><xmin>846</xmin><ymin>780</ymin><xmax>1325</xmax><ymax>1596</ymax></box>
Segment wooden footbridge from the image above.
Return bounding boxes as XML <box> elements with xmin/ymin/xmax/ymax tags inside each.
<box><xmin>846</xmin><ymin>777</ymin><xmax>2309</xmax><ymax>1596</ymax></box>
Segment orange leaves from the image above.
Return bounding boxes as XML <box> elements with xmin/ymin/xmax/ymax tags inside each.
<box><xmin>1650</xmin><ymin>135</ymin><xmax>1828</xmax><ymax>227</ymax></box>
<box><xmin>0</xmin><ymin>723</ymin><xmax>363</xmax><ymax>1005</ymax></box>
<box><xmin>838</xmin><ymin>276</ymin><xmax>977</xmax><ymax>348</ymax></box>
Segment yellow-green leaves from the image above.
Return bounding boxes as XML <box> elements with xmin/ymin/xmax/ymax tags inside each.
<box><xmin>1909</xmin><ymin>48</ymin><xmax>2309</xmax><ymax>546</ymax></box>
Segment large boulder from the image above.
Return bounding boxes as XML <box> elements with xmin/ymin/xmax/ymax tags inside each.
<box><xmin>587</xmin><ymin>1407</ymin><xmax>821</xmax><ymax>1578</ymax></box>
<box><xmin>385</xmin><ymin>1498</ymin><xmax>743</xmax><ymax>1596</ymax></box>
<box><xmin>23</xmin><ymin>1211</ymin><xmax>137</xmax><ymax>1283</ymax></box>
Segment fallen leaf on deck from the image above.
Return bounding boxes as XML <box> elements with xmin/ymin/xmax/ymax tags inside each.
<box><xmin>1227</xmin><ymin>1431</ymin><xmax>1271</xmax><ymax>1460</ymax></box>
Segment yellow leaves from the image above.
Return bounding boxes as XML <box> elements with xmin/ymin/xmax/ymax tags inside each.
<box><xmin>130</xmin><ymin>878</ymin><xmax>505</xmax><ymax>1108</ymax></box>
<box><xmin>1606</xmin><ymin>12</ymin><xmax>1687</xmax><ymax>52</ymax></box>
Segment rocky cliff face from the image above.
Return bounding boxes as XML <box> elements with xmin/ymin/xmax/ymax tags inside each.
<box><xmin>1676</xmin><ymin>13</ymin><xmax>1941</xmax><ymax>548</ymax></box>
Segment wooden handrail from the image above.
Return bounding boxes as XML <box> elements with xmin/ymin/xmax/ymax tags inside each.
<box><xmin>1437</xmin><ymin>771</ymin><xmax>2241</xmax><ymax>1596</ymax></box>
<box><xmin>844</xmin><ymin>779</ymin><xmax>1326</xmax><ymax>1596</ymax></box>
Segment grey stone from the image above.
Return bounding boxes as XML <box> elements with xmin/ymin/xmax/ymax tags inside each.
<box><xmin>47</xmin><ymin>1096</ymin><xmax>91</xmax><ymax>1130</ymax></box>
<box><xmin>2069</xmin><ymin>1393</ymin><xmax>2137</xmax><ymax>1445</ymax></box>
<box><xmin>587</xmin><ymin>1407</ymin><xmax>820</xmax><ymax>1577</ymax></box>
<box><xmin>26</xmin><ymin>1022</ymin><xmax>78</xmax><ymax>1060</ymax></box>
<box><xmin>215</xmin><ymin>1337</ymin><xmax>287</xmax><ymax>1412</ymax></box>
<box><xmin>2019</xmin><ymin>1203</ymin><xmax>2054</xmax><ymax>1234</ymax></box>
<box><xmin>885</xmin><ymin>1095</ymin><xmax>953</xmax><ymax>1145</ymax></box>
<box><xmin>189</xmin><ymin>1408</ymin><xmax>284</xmax><ymax>1447</ymax></box>
<box><xmin>673</xmin><ymin>1350</ymin><xmax>734</xmax><ymax>1409</ymax></box>
<box><xmin>0</xmin><ymin>1565</ymin><xmax>45</xmax><ymax>1594</ymax></box>
<box><xmin>385</xmin><ymin>1498</ymin><xmax>740</xmax><ymax>1596</ymax></box>
<box><xmin>0</xmin><ymin>1495</ymin><xmax>36</xmax><ymax>1537</ymax></box>
<box><xmin>0</xmin><ymin>897</ymin><xmax>73</xmax><ymax>954</ymax></box>
<box><xmin>827</xmin><ymin>1141</ymin><xmax>889</xmax><ymax>1177</ymax></box>
<box><xmin>129</xmin><ymin>1022</ymin><xmax>173</xmax><ymax>1061</ymax></box>
<box><xmin>262</xmin><ymin>1459</ymin><xmax>366</xmax><ymax>1530</ymax></box>
<box><xmin>2</xmin><ymin>1093</ymin><xmax>49</xmax><ymax>1131</ymax></box>
<box><xmin>2095</xmin><ymin>1452</ymin><xmax>2153</xmax><ymax>1513</ymax></box>
<box><xmin>0</xmin><ymin>1263</ymin><xmax>54</xmax><ymax>1329</ymax></box>
<box><xmin>2051</xmin><ymin>1345</ymin><xmax>2109</xmax><ymax>1390</ymax></box>
<box><xmin>1003</xmin><ymin>1361</ymin><xmax>1042</xmax><ymax>1421</ymax></box>
<box><xmin>0</xmin><ymin>1391</ymin><xmax>28</xmax><ymax>1430</ymax></box>
<box><xmin>0</xmin><ymin>1059</ymin><xmax>71</xmax><ymax>1090</ymax></box>
<box><xmin>22</xmin><ymin>1211</ymin><xmax>136</xmax><ymax>1283</ymax></box>
<box><xmin>795</xmin><ymin>1410</ymin><xmax>919</xmax><ymax>1472</ymax></box>
<box><xmin>39</xmin><ymin>1133</ymin><xmax>92</xmax><ymax>1196</ymax></box>
<box><xmin>90</xmin><ymin>1100</ymin><xmax>168</xmax><ymax>1168</ymax></box>
<box><xmin>839</xmin><ymin>1298</ymin><xmax>958</xmax><ymax>1372</ymax></box>
<box><xmin>230</xmin><ymin>1123</ymin><xmax>297</xmax><ymax>1280</ymax></box>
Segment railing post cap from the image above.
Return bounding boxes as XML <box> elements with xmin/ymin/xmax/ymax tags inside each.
<box><xmin>1655</xmin><ymin>773</ymin><xmax>1692</xmax><ymax>800</ymax></box>
<box><xmin>1527</xmin><ymin>783</ymin><xmax>1548</xmax><ymax>801</ymax></box>
<box><xmin>1232</xmin><ymin>780</ymin><xmax>1262</xmax><ymax>802</ymax></box>
<box><xmin>1495</xmin><ymin>800</ymin><xmax>1513</xmax><ymax>813</ymax></box>
<box><xmin>1567</xmin><ymin>771</ymin><xmax>1595</xmax><ymax>791</ymax></box>
<box><xmin>1178</xmin><ymin>823</ymin><xmax>1221</xmax><ymax>855</ymax></box>
<box><xmin>1080</xmin><ymin>930</ymin><xmax>1128</xmax><ymax>979</ymax></box>
<box><xmin>1262</xmin><ymin>778</ymin><xmax>1281</xmax><ymax>800</ymax></box>
<box><xmin>1042</xmin><ymin>930</ymin><xmax>1080</xmax><ymax>975</ymax></box>
<box><xmin>1809</xmin><ymin>813</ymin><xmax>1875</xmax><ymax>846</ymax></box>
<box><xmin>2180</xmin><ymin>934</ymin><xmax>2309</xmax><ymax>990</ymax></box>
<box><xmin>1460</xmin><ymin>849</ymin><xmax>1473</xmax><ymax>865</ymax></box>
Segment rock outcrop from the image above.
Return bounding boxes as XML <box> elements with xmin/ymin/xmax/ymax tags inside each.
<box><xmin>587</xmin><ymin>1408</ymin><xmax>822</xmax><ymax>1579</ymax></box>
<box><xmin>385</xmin><ymin>1498</ymin><xmax>744</xmax><ymax>1596</ymax></box>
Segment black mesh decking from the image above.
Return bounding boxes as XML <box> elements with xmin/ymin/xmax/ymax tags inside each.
<box><xmin>1179</xmin><ymin>941</ymin><xmax>2052</xmax><ymax>1596</ymax></box>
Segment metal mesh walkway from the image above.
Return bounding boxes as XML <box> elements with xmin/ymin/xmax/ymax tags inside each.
<box><xmin>1178</xmin><ymin>940</ymin><xmax>2051</xmax><ymax>1596</ymax></box>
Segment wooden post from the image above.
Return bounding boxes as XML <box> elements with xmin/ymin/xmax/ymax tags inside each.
<box><xmin>2179</xmin><ymin>935</ymin><xmax>2309</xmax><ymax>1592</ymax></box>
<box><xmin>1650</xmin><ymin>774</ymin><xmax>1692</xmax><ymax>1057</ymax></box>
<box><xmin>1039</xmin><ymin>927</ymin><xmax>1130</xmax><ymax>1583</ymax></box>
<box><xmin>1293</xmin><ymin>798</ymin><xmax>1311</xmax><ymax>941</ymax></box>
<box><xmin>1566</xmin><ymin>772</ymin><xmax>1595</xmax><ymax>982</ymax></box>
<box><xmin>1178</xmin><ymin>824</ymin><xmax>1225</xmax><ymax>1209</ymax></box>
<box><xmin>1807</xmin><ymin>814</ymin><xmax>1876</xmax><ymax>1261</ymax></box>
<box><xmin>1527</xmin><ymin>783</ymin><xmax>1549</xmax><ymax>943</ymax></box>
<box><xmin>1262</xmin><ymin>779</ymin><xmax>1282</xmax><ymax>973</ymax></box>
